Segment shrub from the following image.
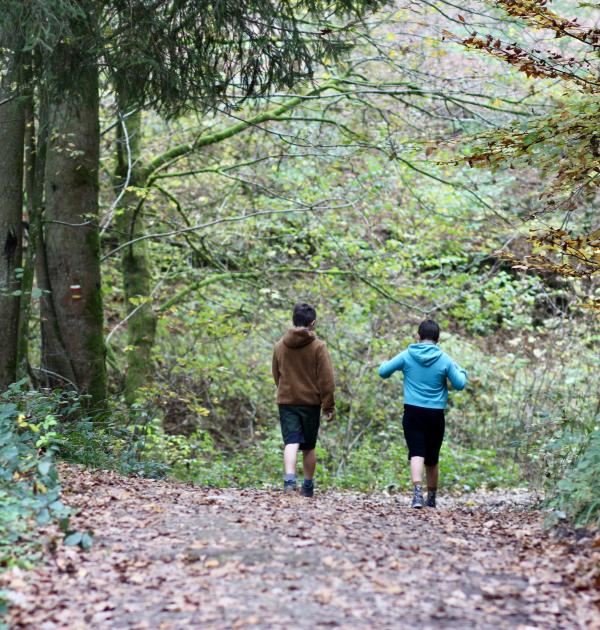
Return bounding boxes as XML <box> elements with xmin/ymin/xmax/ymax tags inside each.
<box><xmin>0</xmin><ymin>382</ymin><xmax>72</xmax><ymax>567</ymax></box>
<box><xmin>546</xmin><ymin>429</ymin><xmax>600</xmax><ymax>527</ymax></box>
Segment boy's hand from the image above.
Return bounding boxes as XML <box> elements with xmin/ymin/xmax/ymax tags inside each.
<box><xmin>322</xmin><ymin>410</ymin><xmax>335</xmax><ymax>423</ymax></box>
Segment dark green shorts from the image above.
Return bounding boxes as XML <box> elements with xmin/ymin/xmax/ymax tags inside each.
<box><xmin>278</xmin><ymin>404</ymin><xmax>321</xmax><ymax>451</ymax></box>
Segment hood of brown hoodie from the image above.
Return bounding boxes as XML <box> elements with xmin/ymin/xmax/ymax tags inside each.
<box><xmin>282</xmin><ymin>327</ymin><xmax>316</xmax><ymax>348</ymax></box>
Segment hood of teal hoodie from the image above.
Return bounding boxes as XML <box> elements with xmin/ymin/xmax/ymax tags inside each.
<box><xmin>407</xmin><ymin>343</ymin><xmax>442</xmax><ymax>367</ymax></box>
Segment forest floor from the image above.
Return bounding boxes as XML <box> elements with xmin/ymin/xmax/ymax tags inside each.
<box><xmin>2</xmin><ymin>465</ymin><xmax>599</xmax><ymax>630</ymax></box>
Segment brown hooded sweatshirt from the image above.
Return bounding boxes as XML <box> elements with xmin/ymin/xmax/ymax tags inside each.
<box><xmin>272</xmin><ymin>328</ymin><xmax>335</xmax><ymax>414</ymax></box>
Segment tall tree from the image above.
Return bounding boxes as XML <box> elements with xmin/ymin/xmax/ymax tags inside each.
<box><xmin>41</xmin><ymin>68</ymin><xmax>106</xmax><ymax>402</ymax></box>
<box><xmin>113</xmin><ymin>106</ymin><xmax>156</xmax><ymax>404</ymax></box>
<box><xmin>29</xmin><ymin>3</ymin><xmax>106</xmax><ymax>404</ymax></box>
<box><xmin>0</xmin><ymin>29</ymin><xmax>25</xmax><ymax>389</ymax></box>
<box><xmin>16</xmin><ymin>70</ymin><xmax>48</xmax><ymax>381</ymax></box>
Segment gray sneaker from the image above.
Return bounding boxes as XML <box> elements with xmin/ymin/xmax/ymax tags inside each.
<box><xmin>284</xmin><ymin>479</ymin><xmax>297</xmax><ymax>494</ymax></box>
<box><xmin>411</xmin><ymin>485</ymin><xmax>424</xmax><ymax>509</ymax></box>
<box><xmin>425</xmin><ymin>491</ymin><xmax>437</xmax><ymax>508</ymax></box>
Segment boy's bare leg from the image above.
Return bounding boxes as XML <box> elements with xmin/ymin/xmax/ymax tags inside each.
<box><xmin>425</xmin><ymin>464</ymin><xmax>439</xmax><ymax>491</ymax></box>
<box><xmin>302</xmin><ymin>449</ymin><xmax>316</xmax><ymax>480</ymax></box>
<box><xmin>284</xmin><ymin>443</ymin><xmax>300</xmax><ymax>475</ymax></box>
<box><xmin>410</xmin><ymin>456</ymin><xmax>425</xmax><ymax>484</ymax></box>
<box><xmin>425</xmin><ymin>463</ymin><xmax>439</xmax><ymax>507</ymax></box>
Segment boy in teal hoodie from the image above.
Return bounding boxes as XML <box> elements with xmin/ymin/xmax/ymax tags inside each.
<box><xmin>378</xmin><ymin>320</ymin><xmax>467</xmax><ymax>508</ymax></box>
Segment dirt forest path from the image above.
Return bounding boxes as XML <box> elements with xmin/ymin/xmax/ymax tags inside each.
<box><xmin>3</xmin><ymin>466</ymin><xmax>599</xmax><ymax>630</ymax></box>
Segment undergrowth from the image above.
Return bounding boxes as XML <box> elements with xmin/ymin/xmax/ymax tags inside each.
<box><xmin>0</xmin><ymin>382</ymin><xmax>72</xmax><ymax>570</ymax></box>
<box><xmin>144</xmin><ymin>422</ymin><xmax>519</xmax><ymax>492</ymax></box>
<box><xmin>545</xmin><ymin>429</ymin><xmax>600</xmax><ymax>527</ymax></box>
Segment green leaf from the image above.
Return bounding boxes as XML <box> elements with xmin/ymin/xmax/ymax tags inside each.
<box><xmin>49</xmin><ymin>500</ymin><xmax>65</xmax><ymax>513</ymax></box>
<box><xmin>38</xmin><ymin>460</ymin><xmax>52</xmax><ymax>476</ymax></box>
<box><xmin>80</xmin><ymin>532</ymin><xmax>93</xmax><ymax>550</ymax></box>
<box><xmin>64</xmin><ymin>531</ymin><xmax>83</xmax><ymax>546</ymax></box>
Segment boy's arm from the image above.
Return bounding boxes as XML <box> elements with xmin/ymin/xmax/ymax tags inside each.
<box><xmin>316</xmin><ymin>343</ymin><xmax>335</xmax><ymax>416</ymax></box>
<box><xmin>378</xmin><ymin>352</ymin><xmax>406</xmax><ymax>379</ymax></box>
<box><xmin>272</xmin><ymin>348</ymin><xmax>280</xmax><ymax>386</ymax></box>
<box><xmin>447</xmin><ymin>359</ymin><xmax>467</xmax><ymax>390</ymax></box>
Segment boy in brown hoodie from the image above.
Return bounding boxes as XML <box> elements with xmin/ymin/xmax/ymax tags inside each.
<box><xmin>272</xmin><ymin>303</ymin><xmax>335</xmax><ymax>496</ymax></box>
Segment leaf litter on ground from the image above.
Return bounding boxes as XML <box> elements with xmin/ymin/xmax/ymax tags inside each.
<box><xmin>1</xmin><ymin>464</ymin><xmax>599</xmax><ymax>629</ymax></box>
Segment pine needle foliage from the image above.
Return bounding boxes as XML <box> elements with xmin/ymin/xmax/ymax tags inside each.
<box><xmin>1</xmin><ymin>0</ymin><xmax>386</xmax><ymax>112</ymax></box>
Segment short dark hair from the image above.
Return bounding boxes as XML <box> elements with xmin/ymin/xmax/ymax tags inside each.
<box><xmin>418</xmin><ymin>319</ymin><xmax>440</xmax><ymax>342</ymax></box>
<box><xmin>293</xmin><ymin>302</ymin><xmax>316</xmax><ymax>327</ymax></box>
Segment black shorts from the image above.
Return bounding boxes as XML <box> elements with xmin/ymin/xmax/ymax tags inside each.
<box><xmin>279</xmin><ymin>404</ymin><xmax>320</xmax><ymax>451</ymax></box>
<box><xmin>402</xmin><ymin>404</ymin><xmax>445</xmax><ymax>466</ymax></box>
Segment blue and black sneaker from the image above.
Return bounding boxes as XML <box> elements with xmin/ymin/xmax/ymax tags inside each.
<box><xmin>300</xmin><ymin>480</ymin><xmax>314</xmax><ymax>498</ymax></box>
<box><xmin>283</xmin><ymin>479</ymin><xmax>297</xmax><ymax>494</ymax></box>
<box><xmin>411</xmin><ymin>485</ymin><xmax>424</xmax><ymax>509</ymax></box>
<box><xmin>425</xmin><ymin>491</ymin><xmax>437</xmax><ymax>508</ymax></box>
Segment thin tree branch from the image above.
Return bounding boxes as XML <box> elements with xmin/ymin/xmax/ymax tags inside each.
<box><xmin>101</xmin><ymin>205</ymin><xmax>351</xmax><ymax>262</ymax></box>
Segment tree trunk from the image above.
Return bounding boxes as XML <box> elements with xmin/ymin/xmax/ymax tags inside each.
<box><xmin>114</xmin><ymin>108</ymin><xmax>157</xmax><ymax>404</ymax></box>
<box><xmin>17</xmin><ymin>87</ymin><xmax>48</xmax><ymax>381</ymax></box>
<box><xmin>41</xmin><ymin>59</ymin><xmax>106</xmax><ymax>406</ymax></box>
<box><xmin>0</xmin><ymin>67</ymin><xmax>25</xmax><ymax>390</ymax></box>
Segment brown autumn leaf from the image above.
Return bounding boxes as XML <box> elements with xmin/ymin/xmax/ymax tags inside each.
<box><xmin>204</xmin><ymin>558</ymin><xmax>220</xmax><ymax>569</ymax></box>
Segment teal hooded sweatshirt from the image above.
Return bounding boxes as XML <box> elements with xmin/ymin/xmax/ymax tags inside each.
<box><xmin>378</xmin><ymin>343</ymin><xmax>467</xmax><ymax>409</ymax></box>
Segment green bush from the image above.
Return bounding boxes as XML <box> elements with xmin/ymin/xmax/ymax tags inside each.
<box><xmin>0</xmin><ymin>382</ymin><xmax>73</xmax><ymax>568</ymax></box>
<box><xmin>546</xmin><ymin>429</ymin><xmax>600</xmax><ymax>527</ymax></box>
<box><xmin>0</xmin><ymin>384</ymin><xmax>156</xmax><ymax>569</ymax></box>
<box><xmin>56</xmin><ymin>403</ymin><xmax>169</xmax><ymax>479</ymax></box>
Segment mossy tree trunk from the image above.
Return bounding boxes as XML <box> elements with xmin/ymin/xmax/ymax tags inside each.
<box><xmin>41</xmin><ymin>55</ymin><xmax>106</xmax><ymax>406</ymax></box>
<box><xmin>0</xmin><ymin>49</ymin><xmax>25</xmax><ymax>390</ymax></box>
<box><xmin>17</xmin><ymin>85</ymin><xmax>48</xmax><ymax>381</ymax></box>
<box><xmin>113</xmin><ymin>106</ymin><xmax>157</xmax><ymax>405</ymax></box>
